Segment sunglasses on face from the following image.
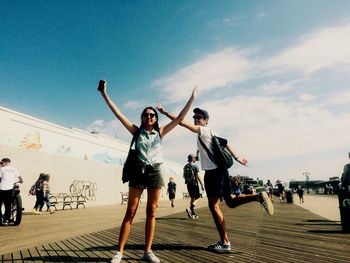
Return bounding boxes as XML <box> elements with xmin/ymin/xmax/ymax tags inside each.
<box><xmin>143</xmin><ymin>113</ymin><xmax>156</xmax><ymax>118</ymax></box>
<box><xmin>193</xmin><ymin>115</ymin><xmax>203</xmax><ymax>120</ymax></box>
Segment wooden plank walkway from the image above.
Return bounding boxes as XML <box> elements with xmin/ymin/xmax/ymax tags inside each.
<box><xmin>1</xmin><ymin>201</ymin><xmax>349</xmax><ymax>262</ymax></box>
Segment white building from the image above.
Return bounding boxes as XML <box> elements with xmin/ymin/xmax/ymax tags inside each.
<box><xmin>0</xmin><ymin>106</ymin><xmax>186</xmax><ymax>211</ymax></box>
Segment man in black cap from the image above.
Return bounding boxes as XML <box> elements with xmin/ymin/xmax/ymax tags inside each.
<box><xmin>341</xmin><ymin>152</ymin><xmax>350</xmax><ymax>191</ymax></box>
<box><xmin>0</xmin><ymin>158</ymin><xmax>23</xmax><ymax>225</ymax></box>
<box><xmin>157</xmin><ymin>105</ymin><xmax>274</xmax><ymax>253</ymax></box>
<box><xmin>183</xmin><ymin>153</ymin><xmax>204</xmax><ymax>219</ymax></box>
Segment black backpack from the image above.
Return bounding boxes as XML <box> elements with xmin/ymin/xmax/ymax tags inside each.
<box><xmin>183</xmin><ymin>163</ymin><xmax>194</xmax><ymax>184</ymax></box>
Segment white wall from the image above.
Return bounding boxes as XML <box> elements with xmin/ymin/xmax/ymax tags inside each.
<box><xmin>0</xmin><ymin>107</ymin><xmax>190</xmax><ymax>211</ymax></box>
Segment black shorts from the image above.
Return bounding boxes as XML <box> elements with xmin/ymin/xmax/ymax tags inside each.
<box><xmin>187</xmin><ymin>183</ymin><xmax>200</xmax><ymax>199</ymax></box>
<box><xmin>168</xmin><ymin>192</ymin><xmax>175</xmax><ymax>200</ymax></box>
<box><xmin>129</xmin><ymin>164</ymin><xmax>164</xmax><ymax>189</ymax></box>
<box><xmin>204</xmin><ymin>168</ymin><xmax>232</xmax><ymax>198</ymax></box>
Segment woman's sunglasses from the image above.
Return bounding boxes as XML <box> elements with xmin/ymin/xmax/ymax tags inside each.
<box><xmin>143</xmin><ymin>113</ymin><xmax>156</xmax><ymax>118</ymax></box>
<box><xmin>193</xmin><ymin>115</ymin><xmax>203</xmax><ymax>120</ymax></box>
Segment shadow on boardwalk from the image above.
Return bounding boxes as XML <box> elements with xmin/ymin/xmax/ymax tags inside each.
<box><xmin>1</xmin><ymin>202</ymin><xmax>349</xmax><ymax>263</ymax></box>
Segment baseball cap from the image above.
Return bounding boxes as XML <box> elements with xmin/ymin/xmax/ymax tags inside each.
<box><xmin>193</xmin><ymin>108</ymin><xmax>209</xmax><ymax>119</ymax></box>
<box><xmin>187</xmin><ymin>154</ymin><xmax>195</xmax><ymax>162</ymax></box>
<box><xmin>1</xmin><ymin>158</ymin><xmax>11</xmax><ymax>163</ymax></box>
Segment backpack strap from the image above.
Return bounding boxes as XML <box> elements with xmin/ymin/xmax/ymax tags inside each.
<box><xmin>198</xmin><ymin>135</ymin><xmax>215</xmax><ymax>163</ymax></box>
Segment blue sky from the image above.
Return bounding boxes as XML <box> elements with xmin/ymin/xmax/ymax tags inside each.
<box><xmin>2</xmin><ymin>0</ymin><xmax>350</xmax><ymax>183</ymax></box>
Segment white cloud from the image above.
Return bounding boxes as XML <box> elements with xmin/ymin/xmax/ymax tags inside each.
<box><xmin>153</xmin><ymin>48</ymin><xmax>253</xmax><ymax>102</ymax></box>
<box><xmin>264</xmin><ymin>22</ymin><xmax>350</xmax><ymax>75</ymax></box>
<box><xmin>327</xmin><ymin>89</ymin><xmax>350</xmax><ymax>106</ymax></box>
<box><xmin>124</xmin><ymin>100</ymin><xmax>149</xmax><ymax>110</ymax></box>
<box><xmin>298</xmin><ymin>93</ymin><xmax>317</xmax><ymax>102</ymax></box>
<box><xmin>259</xmin><ymin>80</ymin><xmax>294</xmax><ymax>94</ymax></box>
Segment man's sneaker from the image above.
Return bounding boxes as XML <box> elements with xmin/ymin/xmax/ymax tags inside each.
<box><xmin>3</xmin><ymin>220</ymin><xmax>9</xmax><ymax>226</ymax></box>
<box><xmin>143</xmin><ymin>251</ymin><xmax>160</xmax><ymax>263</ymax></box>
<box><xmin>191</xmin><ymin>211</ymin><xmax>199</xmax><ymax>219</ymax></box>
<box><xmin>32</xmin><ymin>208</ymin><xmax>41</xmax><ymax>215</ymax></box>
<box><xmin>207</xmin><ymin>241</ymin><xmax>231</xmax><ymax>253</ymax></box>
<box><xmin>111</xmin><ymin>251</ymin><xmax>122</xmax><ymax>263</ymax></box>
<box><xmin>259</xmin><ymin>192</ymin><xmax>274</xmax><ymax>216</ymax></box>
<box><xmin>185</xmin><ymin>208</ymin><xmax>192</xmax><ymax>219</ymax></box>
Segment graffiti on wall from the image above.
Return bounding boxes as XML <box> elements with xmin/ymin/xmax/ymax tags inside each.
<box><xmin>69</xmin><ymin>180</ymin><xmax>97</xmax><ymax>201</ymax></box>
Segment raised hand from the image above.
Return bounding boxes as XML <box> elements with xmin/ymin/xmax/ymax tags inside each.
<box><xmin>156</xmin><ymin>103</ymin><xmax>166</xmax><ymax>114</ymax></box>
<box><xmin>191</xmin><ymin>85</ymin><xmax>198</xmax><ymax>99</ymax></box>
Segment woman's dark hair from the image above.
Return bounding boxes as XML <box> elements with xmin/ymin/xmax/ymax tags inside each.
<box><xmin>140</xmin><ymin>106</ymin><xmax>159</xmax><ymax>132</ymax></box>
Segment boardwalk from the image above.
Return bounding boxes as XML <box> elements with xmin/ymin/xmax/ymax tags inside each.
<box><xmin>1</xmin><ymin>197</ymin><xmax>349</xmax><ymax>262</ymax></box>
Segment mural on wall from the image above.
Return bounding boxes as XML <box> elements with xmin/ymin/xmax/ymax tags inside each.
<box><xmin>69</xmin><ymin>180</ymin><xmax>97</xmax><ymax>201</ymax></box>
<box><xmin>19</xmin><ymin>130</ymin><xmax>42</xmax><ymax>150</ymax></box>
<box><xmin>91</xmin><ymin>151</ymin><xmax>125</xmax><ymax>165</ymax></box>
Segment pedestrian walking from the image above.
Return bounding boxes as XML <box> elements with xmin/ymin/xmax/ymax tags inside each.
<box><xmin>167</xmin><ymin>177</ymin><xmax>176</xmax><ymax>207</ymax></box>
<box><xmin>183</xmin><ymin>154</ymin><xmax>204</xmax><ymax>219</ymax></box>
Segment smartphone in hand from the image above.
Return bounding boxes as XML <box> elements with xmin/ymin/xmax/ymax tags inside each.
<box><xmin>98</xmin><ymin>80</ymin><xmax>106</xmax><ymax>92</ymax></box>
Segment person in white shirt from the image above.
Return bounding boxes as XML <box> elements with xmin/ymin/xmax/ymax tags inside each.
<box><xmin>157</xmin><ymin>106</ymin><xmax>274</xmax><ymax>253</ymax></box>
<box><xmin>0</xmin><ymin>158</ymin><xmax>23</xmax><ymax>225</ymax></box>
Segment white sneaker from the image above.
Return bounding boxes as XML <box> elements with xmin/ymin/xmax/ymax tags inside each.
<box><xmin>111</xmin><ymin>251</ymin><xmax>122</xmax><ymax>263</ymax></box>
<box><xmin>259</xmin><ymin>192</ymin><xmax>274</xmax><ymax>216</ymax></box>
<box><xmin>32</xmin><ymin>208</ymin><xmax>40</xmax><ymax>215</ymax></box>
<box><xmin>143</xmin><ymin>251</ymin><xmax>160</xmax><ymax>263</ymax></box>
<box><xmin>191</xmin><ymin>214</ymin><xmax>199</xmax><ymax>219</ymax></box>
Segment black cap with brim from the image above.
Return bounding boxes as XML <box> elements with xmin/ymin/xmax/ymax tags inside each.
<box><xmin>1</xmin><ymin>158</ymin><xmax>11</xmax><ymax>163</ymax></box>
<box><xmin>188</xmin><ymin>154</ymin><xmax>195</xmax><ymax>162</ymax></box>
<box><xmin>193</xmin><ymin>108</ymin><xmax>209</xmax><ymax>119</ymax></box>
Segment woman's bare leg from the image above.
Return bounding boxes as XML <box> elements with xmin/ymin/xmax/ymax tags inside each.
<box><xmin>118</xmin><ymin>187</ymin><xmax>143</xmax><ymax>253</ymax></box>
<box><xmin>145</xmin><ymin>187</ymin><xmax>161</xmax><ymax>252</ymax></box>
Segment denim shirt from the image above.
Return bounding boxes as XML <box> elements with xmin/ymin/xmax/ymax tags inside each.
<box><xmin>136</xmin><ymin>128</ymin><xmax>163</xmax><ymax>165</ymax></box>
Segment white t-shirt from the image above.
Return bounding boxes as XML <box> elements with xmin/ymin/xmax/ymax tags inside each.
<box><xmin>197</xmin><ymin>126</ymin><xmax>218</xmax><ymax>171</ymax></box>
<box><xmin>0</xmin><ymin>166</ymin><xmax>20</xmax><ymax>191</ymax></box>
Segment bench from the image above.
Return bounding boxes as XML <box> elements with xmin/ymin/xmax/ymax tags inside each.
<box><xmin>120</xmin><ymin>192</ymin><xmax>144</xmax><ymax>205</ymax></box>
<box><xmin>182</xmin><ymin>192</ymin><xmax>190</xmax><ymax>199</ymax></box>
<box><xmin>49</xmin><ymin>193</ymin><xmax>86</xmax><ymax>210</ymax></box>
<box><xmin>120</xmin><ymin>192</ymin><xmax>128</xmax><ymax>205</ymax></box>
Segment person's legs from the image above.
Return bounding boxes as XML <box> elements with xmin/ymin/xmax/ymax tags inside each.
<box><xmin>3</xmin><ymin>190</ymin><xmax>13</xmax><ymax>221</ymax></box>
<box><xmin>0</xmin><ymin>191</ymin><xmax>4</xmax><ymax>223</ymax></box>
<box><xmin>118</xmin><ymin>187</ymin><xmax>143</xmax><ymax>253</ymax></box>
<box><xmin>145</xmin><ymin>187</ymin><xmax>161</xmax><ymax>253</ymax></box>
<box><xmin>34</xmin><ymin>191</ymin><xmax>44</xmax><ymax>212</ymax></box>
<box><xmin>224</xmin><ymin>193</ymin><xmax>258</xmax><ymax>208</ymax></box>
<box><xmin>207</xmin><ymin>196</ymin><xmax>230</xmax><ymax>244</ymax></box>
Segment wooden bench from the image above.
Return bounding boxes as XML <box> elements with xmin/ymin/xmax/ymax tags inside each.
<box><xmin>49</xmin><ymin>193</ymin><xmax>86</xmax><ymax>210</ymax></box>
<box><xmin>120</xmin><ymin>192</ymin><xmax>144</xmax><ymax>205</ymax></box>
<box><xmin>182</xmin><ymin>192</ymin><xmax>190</xmax><ymax>199</ymax></box>
<box><xmin>120</xmin><ymin>192</ymin><xmax>128</xmax><ymax>205</ymax></box>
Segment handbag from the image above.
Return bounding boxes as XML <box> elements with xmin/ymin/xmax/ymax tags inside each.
<box><xmin>122</xmin><ymin>129</ymin><xmax>141</xmax><ymax>184</ymax></box>
<box><xmin>198</xmin><ymin>132</ymin><xmax>233</xmax><ymax>170</ymax></box>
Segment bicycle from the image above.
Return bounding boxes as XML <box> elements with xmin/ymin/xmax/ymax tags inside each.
<box><xmin>0</xmin><ymin>182</ymin><xmax>23</xmax><ymax>226</ymax></box>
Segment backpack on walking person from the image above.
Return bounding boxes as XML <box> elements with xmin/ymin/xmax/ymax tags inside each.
<box><xmin>183</xmin><ymin>163</ymin><xmax>194</xmax><ymax>184</ymax></box>
<box><xmin>29</xmin><ymin>183</ymin><xmax>38</xmax><ymax>196</ymax></box>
